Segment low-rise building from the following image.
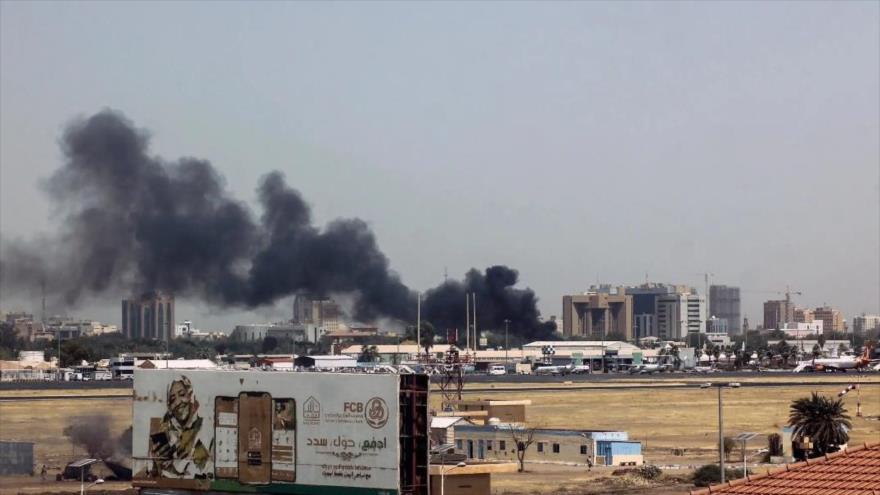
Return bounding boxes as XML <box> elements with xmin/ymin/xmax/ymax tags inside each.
<box><xmin>778</xmin><ymin>321</ymin><xmax>824</xmax><ymax>339</ymax></box>
<box><xmin>453</xmin><ymin>425</ymin><xmax>643</xmax><ymax>467</ymax></box>
<box><xmin>445</xmin><ymin>400</ymin><xmax>531</xmax><ymax>424</ymax></box>
<box><xmin>231</xmin><ymin>323</ymin><xmax>307</xmax><ymax>343</ymax></box>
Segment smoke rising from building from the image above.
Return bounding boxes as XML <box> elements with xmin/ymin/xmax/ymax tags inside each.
<box><xmin>0</xmin><ymin>110</ymin><xmax>554</xmax><ymax>338</ymax></box>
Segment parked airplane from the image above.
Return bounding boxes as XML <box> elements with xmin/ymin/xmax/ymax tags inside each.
<box><xmin>793</xmin><ymin>347</ymin><xmax>876</xmax><ymax>373</ymax></box>
<box><xmin>534</xmin><ymin>364</ymin><xmax>573</xmax><ymax>376</ymax></box>
<box><xmin>629</xmin><ymin>363</ymin><xmax>672</xmax><ymax>374</ymax></box>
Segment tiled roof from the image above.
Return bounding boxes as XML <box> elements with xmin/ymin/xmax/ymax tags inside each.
<box><xmin>691</xmin><ymin>442</ymin><xmax>880</xmax><ymax>495</ymax></box>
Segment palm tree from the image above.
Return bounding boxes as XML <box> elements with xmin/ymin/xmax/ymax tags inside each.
<box><xmin>788</xmin><ymin>392</ymin><xmax>852</xmax><ymax>457</ymax></box>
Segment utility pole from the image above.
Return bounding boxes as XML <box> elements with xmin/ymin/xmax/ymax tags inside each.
<box><xmin>472</xmin><ymin>293</ymin><xmax>477</xmax><ymax>352</ymax></box>
<box><xmin>465</xmin><ymin>293</ymin><xmax>470</xmax><ymax>352</ymax></box>
<box><xmin>417</xmin><ymin>291</ymin><xmax>421</xmax><ymax>360</ymax></box>
<box><xmin>718</xmin><ymin>385</ymin><xmax>724</xmax><ymax>483</ymax></box>
<box><xmin>504</xmin><ymin>319</ymin><xmax>510</xmax><ymax>364</ymax></box>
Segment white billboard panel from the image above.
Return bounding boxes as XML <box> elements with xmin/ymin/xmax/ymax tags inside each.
<box><xmin>132</xmin><ymin>369</ymin><xmax>401</xmax><ymax>494</ymax></box>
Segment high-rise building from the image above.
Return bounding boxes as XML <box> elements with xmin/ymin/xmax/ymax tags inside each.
<box><xmin>562</xmin><ymin>288</ymin><xmax>633</xmax><ymax>340</ymax></box>
<box><xmin>292</xmin><ymin>294</ymin><xmax>340</xmax><ymax>333</ymax></box>
<box><xmin>794</xmin><ymin>308</ymin><xmax>814</xmax><ymax>323</ymax></box>
<box><xmin>813</xmin><ymin>306</ymin><xmax>844</xmax><ymax>334</ymax></box>
<box><xmin>121</xmin><ymin>292</ymin><xmax>175</xmax><ymax>341</ymax></box>
<box><xmin>625</xmin><ymin>284</ymin><xmax>689</xmax><ymax>340</ymax></box>
<box><xmin>709</xmin><ymin>285</ymin><xmax>741</xmax><ymax>334</ymax></box>
<box><xmin>852</xmin><ymin>314</ymin><xmax>880</xmax><ymax>336</ymax></box>
<box><xmin>655</xmin><ymin>293</ymin><xmax>705</xmax><ymax>340</ymax></box>
<box><xmin>763</xmin><ymin>300</ymin><xmax>795</xmax><ymax>330</ymax></box>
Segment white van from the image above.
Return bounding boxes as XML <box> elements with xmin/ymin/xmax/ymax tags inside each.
<box><xmin>489</xmin><ymin>365</ymin><xmax>507</xmax><ymax>376</ymax></box>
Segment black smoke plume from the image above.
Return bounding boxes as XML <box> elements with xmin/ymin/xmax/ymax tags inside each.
<box><xmin>422</xmin><ymin>266</ymin><xmax>557</xmax><ymax>342</ymax></box>
<box><xmin>1</xmin><ymin>110</ymin><xmax>554</xmax><ymax>338</ymax></box>
<box><xmin>63</xmin><ymin>414</ymin><xmax>130</xmax><ymax>460</ymax></box>
<box><xmin>0</xmin><ymin>110</ymin><xmax>411</xmax><ymax>321</ymax></box>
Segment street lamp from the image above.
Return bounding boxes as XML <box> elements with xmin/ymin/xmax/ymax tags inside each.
<box><xmin>504</xmin><ymin>319</ymin><xmax>510</xmax><ymax>365</ymax></box>
<box><xmin>700</xmin><ymin>382</ymin><xmax>741</xmax><ymax>484</ymax></box>
<box><xmin>732</xmin><ymin>432</ymin><xmax>758</xmax><ymax>478</ymax></box>
<box><xmin>81</xmin><ymin>477</ymin><xmax>103</xmax><ymax>495</ymax></box>
<box><xmin>440</xmin><ymin>461</ymin><xmax>466</xmax><ymax>495</ymax></box>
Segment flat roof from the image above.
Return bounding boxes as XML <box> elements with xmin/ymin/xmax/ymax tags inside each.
<box><xmin>428</xmin><ymin>462</ymin><xmax>518</xmax><ymax>476</ymax></box>
<box><xmin>448</xmin><ymin>399</ymin><xmax>532</xmax><ymax>406</ymax></box>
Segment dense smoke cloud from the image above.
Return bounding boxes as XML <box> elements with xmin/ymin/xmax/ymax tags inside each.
<box><xmin>1</xmin><ymin>110</ymin><xmax>554</xmax><ymax>338</ymax></box>
<box><xmin>422</xmin><ymin>266</ymin><xmax>557</xmax><ymax>342</ymax></box>
<box><xmin>63</xmin><ymin>414</ymin><xmax>130</xmax><ymax>460</ymax></box>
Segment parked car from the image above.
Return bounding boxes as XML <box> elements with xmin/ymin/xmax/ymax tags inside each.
<box><xmin>570</xmin><ymin>365</ymin><xmax>591</xmax><ymax>374</ymax></box>
<box><xmin>489</xmin><ymin>365</ymin><xmax>507</xmax><ymax>376</ymax></box>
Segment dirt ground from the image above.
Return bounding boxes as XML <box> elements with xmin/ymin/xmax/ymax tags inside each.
<box><xmin>1</xmin><ymin>376</ymin><xmax>878</xmax><ymax>494</ymax></box>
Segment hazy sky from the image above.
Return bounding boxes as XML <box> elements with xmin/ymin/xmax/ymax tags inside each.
<box><xmin>1</xmin><ymin>1</ymin><xmax>878</xmax><ymax>331</ymax></box>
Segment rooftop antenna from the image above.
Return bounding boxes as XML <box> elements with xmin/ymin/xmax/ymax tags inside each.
<box><xmin>444</xmin><ymin>267</ymin><xmax>448</xmax><ymax>283</ymax></box>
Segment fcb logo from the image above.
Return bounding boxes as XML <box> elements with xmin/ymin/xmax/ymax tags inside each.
<box><xmin>364</xmin><ymin>397</ymin><xmax>388</xmax><ymax>429</ymax></box>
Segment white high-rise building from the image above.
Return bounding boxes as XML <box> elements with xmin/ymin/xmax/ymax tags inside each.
<box><xmin>852</xmin><ymin>314</ymin><xmax>880</xmax><ymax>336</ymax></box>
<box><xmin>656</xmin><ymin>293</ymin><xmax>705</xmax><ymax>340</ymax></box>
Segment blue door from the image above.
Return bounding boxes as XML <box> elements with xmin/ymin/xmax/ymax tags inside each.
<box><xmin>478</xmin><ymin>440</ymin><xmax>485</xmax><ymax>459</ymax></box>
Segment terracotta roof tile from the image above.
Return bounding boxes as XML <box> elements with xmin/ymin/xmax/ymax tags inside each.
<box><xmin>690</xmin><ymin>442</ymin><xmax>880</xmax><ymax>495</ymax></box>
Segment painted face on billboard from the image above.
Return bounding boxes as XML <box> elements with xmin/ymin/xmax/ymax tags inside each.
<box><xmin>169</xmin><ymin>379</ymin><xmax>195</xmax><ymax>425</ymax></box>
<box><xmin>143</xmin><ymin>375</ymin><xmax>213</xmax><ymax>480</ymax></box>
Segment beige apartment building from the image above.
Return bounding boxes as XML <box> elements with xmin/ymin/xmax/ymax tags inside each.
<box><xmin>763</xmin><ymin>300</ymin><xmax>795</xmax><ymax>330</ymax></box>
<box><xmin>813</xmin><ymin>306</ymin><xmax>844</xmax><ymax>334</ymax></box>
<box><xmin>794</xmin><ymin>308</ymin><xmax>814</xmax><ymax>323</ymax></box>
<box><xmin>562</xmin><ymin>289</ymin><xmax>633</xmax><ymax>340</ymax></box>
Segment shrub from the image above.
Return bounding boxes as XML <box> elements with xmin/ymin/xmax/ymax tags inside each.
<box><xmin>637</xmin><ymin>465</ymin><xmax>662</xmax><ymax>480</ymax></box>
<box><xmin>692</xmin><ymin>464</ymin><xmax>745</xmax><ymax>487</ymax></box>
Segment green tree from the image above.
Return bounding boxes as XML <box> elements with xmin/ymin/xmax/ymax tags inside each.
<box><xmin>358</xmin><ymin>345</ymin><xmax>378</xmax><ymax>363</ymax></box>
<box><xmin>788</xmin><ymin>392</ymin><xmax>851</xmax><ymax>457</ymax></box>
<box><xmin>261</xmin><ymin>336</ymin><xmax>279</xmax><ymax>354</ymax></box>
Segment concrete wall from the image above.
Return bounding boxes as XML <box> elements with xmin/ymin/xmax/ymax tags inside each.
<box><xmin>0</xmin><ymin>441</ymin><xmax>33</xmax><ymax>475</ymax></box>
<box><xmin>430</xmin><ymin>473</ymin><xmax>490</xmax><ymax>495</ymax></box>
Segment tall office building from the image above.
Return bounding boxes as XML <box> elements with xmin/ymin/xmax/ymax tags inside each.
<box><xmin>852</xmin><ymin>314</ymin><xmax>880</xmax><ymax>336</ymax></box>
<box><xmin>656</xmin><ymin>293</ymin><xmax>706</xmax><ymax>340</ymax></box>
<box><xmin>121</xmin><ymin>292</ymin><xmax>175</xmax><ymax>341</ymax></box>
<box><xmin>625</xmin><ymin>284</ymin><xmax>691</xmax><ymax>340</ymax></box>
<box><xmin>763</xmin><ymin>300</ymin><xmax>795</xmax><ymax>330</ymax></box>
<box><xmin>562</xmin><ymin>288</ymin><xmax>633</xmax><ymax>340</ymax></box>
<box><xmin>813</xmin><ymin>306</ymin><xmax>844</xmax><ymax>334</ymax></box>
<box><xmin>292</xmin><ymin>294</ymin><xmax>341</xmax><ymax>333</ymax></box>
<box><xmin>709</xmin><ymin>285</ymin><xmax>741</xmax><ymax>334</ymax></box>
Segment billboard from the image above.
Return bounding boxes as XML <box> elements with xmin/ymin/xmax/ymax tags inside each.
<box><xmin>132</xmin><ymin>369</ymin><xmax>418</xmax><ymax>494</ymax></box>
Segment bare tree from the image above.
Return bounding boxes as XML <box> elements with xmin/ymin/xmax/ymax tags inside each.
<box><xmin>508</xmin><ymin>424</ymin><xmax>540</xmax><ymax>472</ymax></box>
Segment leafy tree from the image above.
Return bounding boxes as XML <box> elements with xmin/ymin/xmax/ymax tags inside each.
<box><xmin>406</xmin><ymin>321</ymin><xmax>436</xmax><ymax>355</ymax></box>
<box><xmin>788</xmin><ymin>392</ymin><xmax>852</xmax><ymax>457</ymax></box>
<box><xmin>261</xmin><ymin>336</ymin><xmax>279</xmax><ymax>354</ymax></box>
<box><xmin>358</xmin><ymin>345</ymin><xmax>378</xmax><ymax>363</ymax></box>
<box><xmin>60</xmin><ymin>340</ymin><xmax>91</xmax><ymax>367</ymax></box>
<box><xmin>723</xmin><ymin>436</ymin><xmax>736</xmax><ymax>460</ymax></box>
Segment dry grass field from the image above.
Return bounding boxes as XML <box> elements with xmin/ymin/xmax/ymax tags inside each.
<box><xmin>442</xmin><ymin>381</ymin><xmax>880</xmax><ymax>457</ymax></box>
<box><xmin>1</xmin><ymin>377</ymin><xmax>877</xmax><ymax>494</ymax></box>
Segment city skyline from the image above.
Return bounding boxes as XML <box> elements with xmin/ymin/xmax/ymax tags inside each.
<box><xmin>1</xmin><ymin>2</ymin><xmax>878</xmax><ymax>331</ymax></box>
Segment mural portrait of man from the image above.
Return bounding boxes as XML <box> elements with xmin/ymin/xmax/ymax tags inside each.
<box><xmin>148</xmin><ymin>375</ymin><xmax>213</xmax><ymax>479</ymax></box>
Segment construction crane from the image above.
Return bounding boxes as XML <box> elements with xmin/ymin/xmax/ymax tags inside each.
<box><xmin>741</xmin><ymin>286</ymin><xmax>803</xmax><ymax>327</ymax></box>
